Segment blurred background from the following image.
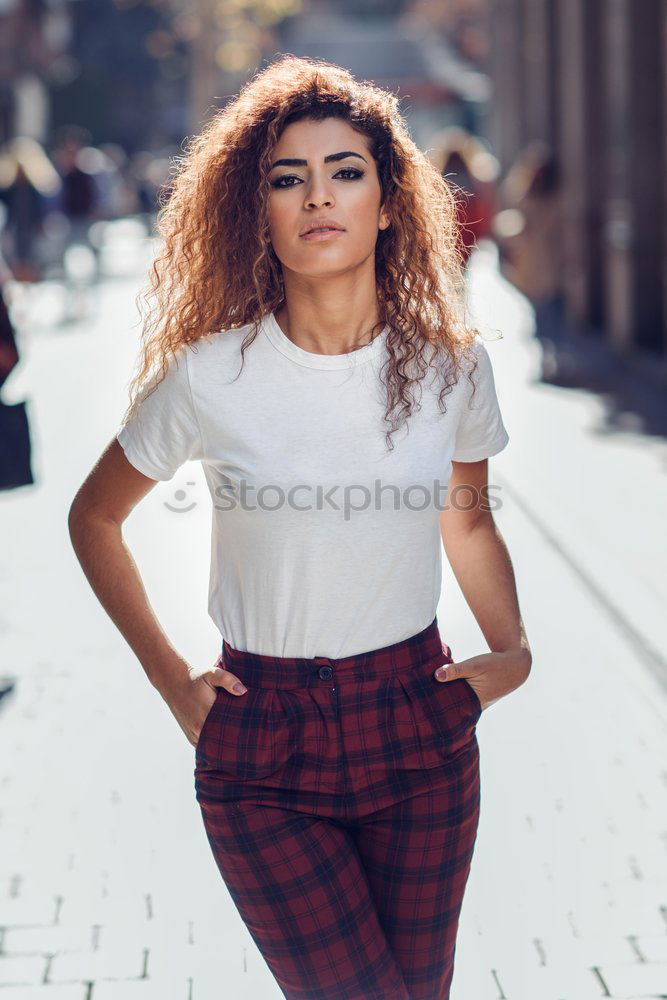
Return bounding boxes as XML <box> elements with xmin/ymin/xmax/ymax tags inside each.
<box><xmin>1</xmin><ymin>3</ymin><xmax>666</xmax><ymax>999</ymax></box>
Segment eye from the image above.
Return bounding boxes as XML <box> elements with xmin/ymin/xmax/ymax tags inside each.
<box><xmin>270</xmin><ymin>175</ymin><xmax>300</xmax><ymax>189</ymax></box>
<box><xmin>270</xmin><ymin>167</ymin><xmax>365</xmax><ymax>189</ymax></box>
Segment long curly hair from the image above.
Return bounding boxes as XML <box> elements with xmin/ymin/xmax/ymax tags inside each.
<box><xmin>121</xmin><ymin>54</ymin><xmax>489</xmax><ymax>450</ymax></box>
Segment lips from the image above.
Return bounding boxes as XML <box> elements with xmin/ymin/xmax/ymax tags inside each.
<box><xmin>299</xmin><ymin>220</ymin><xmax>345</xmax><ymax>236</ymax></box>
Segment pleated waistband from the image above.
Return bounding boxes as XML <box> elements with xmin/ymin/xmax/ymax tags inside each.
<box><xmin>216</xmin><ymin>616</ymin><xmax>451</xmax><ymax>690</ymax></box>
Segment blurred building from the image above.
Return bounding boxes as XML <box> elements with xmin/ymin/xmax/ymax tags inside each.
<box><xmin>0</xmin><ymin>0</ymin><xmax>74</xmax><ymax>143</ymax></box>
<box><xmin>0</xmin><ymin>0</ymin><xmax>193</xmax><ymax>153</ymax></box>
<box><xmin>487</xmin><ymin>0</ymin><xmax>666</xmax><ymax>373</ymax></box>
<box><xmin>52</xmin><ymin>0</ymin><xmax>190</xmax><ymax>152</ymax></box>
<box><xmin>278</xmin><ymin>5</ymin><xmax>492</xmax><ymax>147</ymax></box>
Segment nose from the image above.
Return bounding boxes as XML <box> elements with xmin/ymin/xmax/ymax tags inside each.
<box><xmin>305</xmin><ymin>194</ymin><xmax>334</xmax><ymax>210</ymax></box>
<box><xmin>304</xmin><ymin>174</ymin><xmax>334</xmax><ymax>209</ymax></box>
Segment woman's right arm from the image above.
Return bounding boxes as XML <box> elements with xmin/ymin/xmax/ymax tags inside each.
<box><xmin>67</xmin><ymin>437</ymin><xmax>247</xmax><ymax>747</ymax></box>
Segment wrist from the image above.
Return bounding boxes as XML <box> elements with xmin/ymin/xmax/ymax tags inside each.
<box><xmin>496</xmin><ymin>645</ymin><xmax>532</xmax><ymax>675</ymax></box>
<box><xmin>145</xmin><ymin>651</ymin><xmax>192</xmax><ymax>698</ymax></box>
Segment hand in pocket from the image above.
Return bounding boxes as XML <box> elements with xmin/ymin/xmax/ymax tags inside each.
<box><xmin>433</xmin><ymin>649</ymin><xmax>531</xmax><ymax>713</ymax></box>
<box><xmin>162</xmin><ymin>665</ymin><xmax>249</xmax><ymax>748</ymax></box>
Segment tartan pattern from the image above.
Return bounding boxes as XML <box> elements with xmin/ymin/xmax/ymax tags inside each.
<box><xmin>194</xmin><ymin>616</ymin><xmax>482</xmax><ymax>999</ymax></box>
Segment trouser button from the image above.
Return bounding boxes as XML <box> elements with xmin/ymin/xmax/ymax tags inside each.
<box><xmin>318</xmin><ymin>665</ymin><xmax>333</xmax><ymax>680</ymax></box>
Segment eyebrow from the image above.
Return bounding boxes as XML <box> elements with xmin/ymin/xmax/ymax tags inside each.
<box><xmin>270</xmin><ymin>150</ymin><xmax>368</xmax><ymax>169</ymax></box>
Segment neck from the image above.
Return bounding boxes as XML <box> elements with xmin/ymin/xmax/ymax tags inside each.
<box><xmin>273</xmin><ymin>300</ymin><xmax>383</xmax><ymax>356</ymax></box>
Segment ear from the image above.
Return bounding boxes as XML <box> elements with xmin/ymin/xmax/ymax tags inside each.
<box><xmin>379</xmin><ymin>204</ymin><xmax>391</xmax><ymax>231</ymax></box>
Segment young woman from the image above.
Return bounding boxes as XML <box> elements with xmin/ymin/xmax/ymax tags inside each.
<box><xmin>69</xmin><ymin>55</ymin><xmax>532</xmax><ymax>1000</ymax></box>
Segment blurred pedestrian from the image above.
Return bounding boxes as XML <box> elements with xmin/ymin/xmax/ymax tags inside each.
<box><xmin>427</xmin><ymin>125</ymin><xmax>501</xmax><ymax>269</ymax></box>
<box><xmin>52</xmin><ymin>128</ymin><xmax>103</xmax><ymax>282</ymax></box>
<box><xmin>69</xmin><ymin>55</ymin><xmax>531</xmax><ymax>1000</ymax></box>
<box><xmin>0</xmin><ymin>244</ymin><xmax>34</xmax><ymax>489</ymax></box>
<box><xmin>97</xmin><ymin>143</ymin><xmax>135</xmax><ymax>220</ymax></box>
<box><xmin>492</xmin><ymin>140</ymin><xmax>566</xmax><ymax>375</ymax></box>
<box><xmin>0</xmin><ymin>136</ymin><xmax>61</xmax><ymax>282</ymax></box>
<box><xmin>128</xmin><ymin>150</ymin><xmax>169</xmax><ymax>235</ymax></box>
<box><xmin>0</xmin><ymin>246</ymin><xmax>17</xmax><ymax>391</ymax></box>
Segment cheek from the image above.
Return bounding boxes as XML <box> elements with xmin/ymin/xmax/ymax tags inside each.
<box><xmin>267</xmin><ymin>199</ymin><xmax>286</xmax><ymax>239</ymax></box>
<box><xmin>349</xmin><ymin>187</ymin><xmax>384</xmax><ymax>234</ymax></box>
<box><xmin>266</xmin><ymin>201</ymin><xmax>300</xmax><ymax>264</ymax></box>
<box><xmin>349</xmin><ymin>193</ymin><xmax>383</xmax><ymax>245</ymax></box>
<box><xmin>267</xmin><ymin>214</ymin><xmax>294</xmax><ymax>259</ymax></box>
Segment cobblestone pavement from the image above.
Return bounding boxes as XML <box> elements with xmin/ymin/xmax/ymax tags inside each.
<box><xmin>0</xmin><ymin>228</ymin><xmax>665</xmax><ymax>997</ymax></box>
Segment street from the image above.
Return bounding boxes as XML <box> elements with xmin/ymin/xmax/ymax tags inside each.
<box><xmin>1</xmin><ymin>225</ymin><xmax>666</xmax><ymax>999</ymax></box>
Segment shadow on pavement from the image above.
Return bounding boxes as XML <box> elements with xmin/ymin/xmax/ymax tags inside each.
<box><xmin>532</xmin><ymin>296</ymin><xmax>667</xmax><ymax>441</ymax></box>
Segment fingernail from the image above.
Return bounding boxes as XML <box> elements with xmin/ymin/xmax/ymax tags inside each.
<box><xmin>233</xmin><ymin>682</ymin><xmax>247</xmax><ymax>694</ymax></box>
<box><xmin>436</xmin><ymin>667</ymin><xmax>447</xmax><ymax>679</ymax></box>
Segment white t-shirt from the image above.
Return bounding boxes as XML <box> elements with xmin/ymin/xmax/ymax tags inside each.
<box><xmin>116</xmin><ymin>310</ymin><xmax>509</xmax><ymax>658</ymax></box>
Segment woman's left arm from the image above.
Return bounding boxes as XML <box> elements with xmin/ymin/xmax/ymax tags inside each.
<box><xmin>437</xmin><ymin>457</ymin><xmax>532</xmax><ymax>711</ymax></box>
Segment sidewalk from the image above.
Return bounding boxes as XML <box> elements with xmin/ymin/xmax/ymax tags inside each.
<box><xmin>0</xmin><ymin>232</ymin><xmax>665</xmax><ymax>998</ymax></box>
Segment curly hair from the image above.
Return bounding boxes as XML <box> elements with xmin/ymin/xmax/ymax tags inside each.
<box><xmin>121</xmin><ymin>53</ymin><xmax>490</xmax><ymax>451</ymax></box>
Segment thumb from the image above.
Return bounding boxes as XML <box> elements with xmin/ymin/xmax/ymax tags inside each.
<box><xmin>206</xmin><ymin>665</ymin><xmax>248</xmax><ymax>695</ymax></box>
<box><xmin>435</xmin><ymin>661</ymin><xmax>457</xmax><ymax>682</ymax></box>
<box><xmin>206</xmin><ymin>666</ymin><xmax>227</xmax><ymax>686</ymax></box>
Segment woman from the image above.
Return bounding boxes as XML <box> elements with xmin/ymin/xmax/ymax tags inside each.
<box><xmin>69</xmin><ymin>56</ymin><xmax>531</xmax><ymax>1000</ymax></box>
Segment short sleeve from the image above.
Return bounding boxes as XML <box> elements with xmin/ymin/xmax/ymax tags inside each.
<box><xmin>451</xmin><ymin>339</ymin><xmax>510</xmax><ymax>462</ymax></box>
<box><xmin>116</xmin><ymin>346</ymin><xmax>203</xmax><ymax>481</ymax></box>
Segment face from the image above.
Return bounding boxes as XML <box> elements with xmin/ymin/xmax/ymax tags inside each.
<box><xmin>266</xmin><ymin>117</ymin><xmax>390</xmax><ymax>278</ymax></box>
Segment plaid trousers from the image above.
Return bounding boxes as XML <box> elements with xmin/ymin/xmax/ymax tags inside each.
<box><xmin>194</xmin><ymin>616</ymin><xmax>483</xmax><ymax>999</ymax></box>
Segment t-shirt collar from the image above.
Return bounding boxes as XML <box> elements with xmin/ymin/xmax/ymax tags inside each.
<box><xmin>262</xmin><ymin>310</ymin><xmax>389</xmax><ymax>371</ymax></box>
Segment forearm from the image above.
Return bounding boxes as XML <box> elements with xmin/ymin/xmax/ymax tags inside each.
<box><xmin>442</xmin><ymin>513</ymin><xmax>531</xmax><ymax>668</ymax></box>
<box><xmin>68</xmin><ymin>512</ymin><xmax>191</xmax><ymax>696</ymax></box>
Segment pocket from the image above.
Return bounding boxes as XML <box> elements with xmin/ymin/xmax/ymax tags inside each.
<box><xmin>195</xmin><ymin>688</ymin><xmax>220</xmax><ymax>752</ymax></box>
<box><xmin>438</xmin><ymin>644</ymin><xmax>483</xmax><ymax>725</ymax></box>
<box><xmin>194</xmin><ymin>686</ymin><xmax>297</xmax><ymax>780</ymax></box>
<box><xmin>426</xmin><ymin>675</ymin><xmax>482</xmax><ymax>758</ymax></box>
<box><xmin>394</xmin><ymin>654</ymin><xmax>481</xmax><ymax>766</ymax></box>
<box><xmin>394</xmin><ymin>662</ymin><xmax>479</xmax><ymax>767</ymax></box>
<box><xmin>462</xmin><ymin>678</ymin><xmax>483</xmax><ymax>717</ymax></box>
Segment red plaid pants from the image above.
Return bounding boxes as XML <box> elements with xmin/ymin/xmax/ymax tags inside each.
<box><xmin>194</xmin><ymin>616</ymin><xmax>482</xmax><ymax>999</ymax></box>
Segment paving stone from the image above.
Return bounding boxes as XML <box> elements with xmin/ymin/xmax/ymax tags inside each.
<box><xmin>634</xmin><ymin>934</ymin><xmax>667</xmax><ymax>963</ymax></box>
<box><xmin>0</xmin><ymin>954</ymin><xmax>48</xmax><ymax>986</ymax></box>
<box><xmin>0</xmin><ymin>987</ymin><xmax>87</xmax><ymax>999</ymax></box>
<box><xmin>56</xmin><ymin>895</ymin><xmax>150</xmax><ymax>927</ymax></box>
<box><xmin>493</xmin><ymin>960</ymin><xmax>606</xmax><ymax>1000</ymax></box>
<box><xmin>450</xmin><ymin>958</ymin><xmax>504</xmax><ymax>1000</ymax></box>
<box><xmin>98</xmin><ymin>915</ymin><xmax>191</xmax><ymax>951</ymax></box>
<box><xmin>192</xmin><ymin>962</ymin><xmax>284</xmax><ymax>1000</ymax></box>
<box><xmin>597</xmin><ymin>960</ymin><xmax>667</xmax><ymax>996</ymax></box>
<box><xmin>47</xmin><ymin>946</ymin><xmax>145</xmax><ymax>984</ymax></box>
<box><xmin>2</xmin><ymin>925</ymin><xmax>95</xmax><ymax>956</ymax></box>
<box><xmin>541</xmin><ymin>995</ymin><xmax>607</xmax><ymax>1000</ymax></box>
<box><xmin>0</xmin><ymin>875</ymin><xmax>23</xmax><ymax>901</ymax></box>
<box><xmin>0</xmin><ymin>897</ymin><xmax>58</xmax><ymax>928</ymax></box>
<box><xmin>600</xmin><ymin>877</ymin><xmax>667</xmax><ymax>938</ymax></box>
<box><xmin>91</xmin><ymin>978</ymin><xmax>190</xmax><ymax>999</ymax></box>
<box><xmin>146</xmin><ymin>938</ymin><xmax>259</xmax><ymax>983</ymax></box>
<box><xmin>547</xmin><ymin>929</ymin><xmax>639</xmax><ymax>969</ymax></box>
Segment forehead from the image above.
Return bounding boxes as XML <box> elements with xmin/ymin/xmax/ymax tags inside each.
<box><xmin>273</xmin><ymin>117</ymin><xmax>370</xmax><ymax>155</ymax></box>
